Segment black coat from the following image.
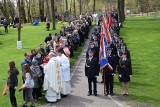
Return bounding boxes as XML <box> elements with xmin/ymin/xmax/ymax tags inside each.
<box><xmin>8</xmin><ymin>68</ymin><xmax>19</xmax><ymax>88</ymax></box>
<box><xmin>85</xmin><ymin>57</ymin><xmax>99</xmax><ymax>78</ymax></box>
<box><xmin>118</xmin><ymin>58</ymin><xmax>132</xmax><ymax>82</ymax></box>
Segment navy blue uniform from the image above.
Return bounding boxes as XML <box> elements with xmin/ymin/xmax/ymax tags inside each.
<box><xmin>85</xmin><ymin>57</ymin><xmax>99</xmax><ymax>95</ymax></box>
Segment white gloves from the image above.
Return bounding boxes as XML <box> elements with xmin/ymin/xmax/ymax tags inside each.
<box><xmin>119</xmin><ymin>75</ymin><xmax>122</xmax><ymax>78</ymax></box>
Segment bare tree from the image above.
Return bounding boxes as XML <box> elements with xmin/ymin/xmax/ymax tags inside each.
<box><xmin>25</xmin><ymin>0</ymin><xmax>32</xmax><ymax>23</ymax></box>
<box><xmin>73</xmin><ymin>0</ymin><xmax>76</xmax><ymax>18</ymax></box>
<box><xmin>46</xmin><ymin>0</ymin><xmax>51</xmax><ymax>22</ymax></box>
<box><xmin>8</xmin><ymin>0</ymin><xmax>16</xmax><ymax>22</ymax></box>
<box><xmin>70</xmin><ymin>0</ymin><xmax>72</xmax><ymax>15</ymax></box>
<box><xmin>118</xmin><ymin>0</ymin><xmax>125</xmax><ymax>23</ymax></box>
<box><xmin>79</xmin><ymin>0</ymin><xmax>82</xmax><ymax>15</ymax></box>
<box><xmin>93</xmin><ymin>0</ymin><xmax>96</xmax><ymax>13</ymax></box>
<box><xmin>50</xmin><ymin>0</ymin><xmax>55</xmax><ymax>30</ymax></box>
<box><xmin>20</xmin><ymin>0</ymin><xmax>27</xmax><ymax>23</ymax></box>
<box><xmin>65</xmin><ymin>0</ymin><xmax>68</xmax><ymax>10</ymax></box>
<box><xmin>39</xmin><ymin>0</ymin><xmax>44</xmax><ymax>22</ymax></box>
<box><xmin>0</xmin><ymin>0</ymin><xmax>10</xmax><ymax>22</ymax></box>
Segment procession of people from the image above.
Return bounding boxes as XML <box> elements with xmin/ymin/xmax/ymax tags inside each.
<box><xmin>4</xmin><ymin>8</ymin><xmax>133</xmax><ymax>106</ymax></box>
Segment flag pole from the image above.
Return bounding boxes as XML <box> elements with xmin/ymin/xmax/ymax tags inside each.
<box><xmin>103</xmin><ymin>68</ymin><xmax>106</xmax><ymax>95</ymax></box>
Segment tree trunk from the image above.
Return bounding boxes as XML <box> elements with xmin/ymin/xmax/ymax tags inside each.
<box><xmin>121</xmin><ymin>0</ymin><xmax>125</xmax><ymax>22</ymax></box>
<box><xmin>39</xmin><ymin>0</ymin><xmax>44</xmax><ymax>22</ymax></box>
<box><xmin>21</xmin><ymin>0</ymin><xmax>27</xmax><ymax>23</ymax></box>
<box><xmin>70</xmin><ymin>0</ymin><xmax>72</xmax><ymax>15</ymax></box>
<box><xmin>8</xmin><ymin>0</ymin><xmax>15</xmax><ymax>22</ymax></box>
<box><xmin>25</xmin><ymin>0</ymin><xmax>32</xmax><ymax>23</ymax></box>
<box><xmin>93</xmin><ymin>0</ymin><xmax>96</xmax><ymax>13</ymax></box>
<box><xmin>46</xmin><ymin>0</ymin><xmax>51</xmax><ymax>22</ymax></box>
<box><xmin>79</xmin><ymin>0</ymin><xmax>82</xmax><ymax>15</ymax></box>
<box><xmin>118</xmin><ymin>0</ymin><xmax>121</xmax><ymax>23</ymax></box>
<box><xmin>4</xmin><ymin>0</ymin><xmax>10</xmax><ymax>23</ymax></box>
<box><xmin>65</xmin><ymin>0</ymin><xmax>68</xmax><ymax>10</ymax></box>
<box><xmin>118</xmin><ymin>0</ymin><xmax>125</xmax><ymax>23</ymax></box>
<box><xmin>73</xmin><ymin>0</ymin><xmax>76</xmax><ymax>18</ymax></box>
<box><xmin>31</xmin><ymin>0</ymin><xmax>36</xmax><ymax>19</ymax></box>
<box><xmin>50</xmin><ymin>0</ymin><xmax>56</xmax><ymax>30</ymax></box>
<box><xmin>87</xmin><ymin>0</ymin><xmax>89</xmax><ymax>13</ymax></box>
<box><xmin>18</xmin><ymin>0</ymin><xmax>21</xmax><ymax>41</ymax></box>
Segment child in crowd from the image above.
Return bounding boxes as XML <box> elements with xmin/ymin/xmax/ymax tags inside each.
<box><xmin>21</xmin><ymin>64</ymin><xmax>35</xmax><ymax>107</ymax></box>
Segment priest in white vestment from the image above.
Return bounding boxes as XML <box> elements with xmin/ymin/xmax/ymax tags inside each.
<box><xmin>56</xmin><ymin>47</ymin><xmax>71</xmax><ymax>95</ymax></box>
<box><xmin>43</xmin><ymin>57</ymin><xmax>62</xmax><ymax>102</ymax></box>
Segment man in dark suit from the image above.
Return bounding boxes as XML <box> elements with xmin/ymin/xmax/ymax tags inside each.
<box><xmin>85</xmin><ymin>49</ymin><xmax>99</xmax><ymax>96</ymax></box>
<box><xmin>104</xmin><ymin>48</ymin><xmax>117</xmax><ymax>96</ymax></box>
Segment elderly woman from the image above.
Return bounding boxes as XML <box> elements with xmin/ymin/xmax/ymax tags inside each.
<box><xmin>30</xmin><ymin>60</ymin><xmax>42</xmax><ymax>100</ymax></box>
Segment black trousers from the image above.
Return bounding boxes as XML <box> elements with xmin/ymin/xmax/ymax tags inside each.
<box><xmin>4</xmin><ymin>26</ymin><xmax>8</xmax><ymax>33</ymax></box>
<box><xmin>22</xmin><ymin>77</ymin><xmax>25</xmax><ymax>101</ymax></box>
<box><xmin>105</xmin><ymin>75</ymin><xmax>114</xmax><ymax>94</ymax></box>
<box><xmin>88</xmin><ymin>77</ymin><xmax>97</xmax><ymax>94</ymax></box>
<box><xmin>9</xmin><ymin>87</ymin><xmax>17</xmax><ymax>106</ymax></box>
<box><xmin>32</xmin><ymin>88</ymin><xmax>39</xmax><ymax>99</ymax></box>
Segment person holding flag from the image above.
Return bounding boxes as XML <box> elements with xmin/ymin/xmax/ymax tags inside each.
<box><xmin>103</xmin><ymin>48</ymin><xmax>117</xmax><ymax>96</ymax></box>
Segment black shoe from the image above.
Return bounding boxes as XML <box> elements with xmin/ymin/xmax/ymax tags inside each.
<box><xmin>126</xmin><ymin>94</ymin><xmax>129</xmax><ymax>96</ymax></box>
<box><xmin>105</xmin><ymin>93</ymin><xmax>109</xmax><ymax>96</ymax></box>
<box><xmin>30</xmin><ymin>105</ymin><xmax>35</xmax><ymax>107</ymax></box>
<box><xmin>110</xmin><ymin>93</ymin><xmax>114</xmax><ymax>96</ymax></box>
<box><xmin>94</xmin><ymin>93</ymin><xmax>97</xmax><ymax>96</ymax></box>
<box><xmin>87</xmin><ymin>93</ymin><xmax>92</xmax><ymax>96</ymax></box>
<box><xmin>123</xmin><ymin>94</ymin><xmax>126</xmax><ymax>96</ymax></box>
<box><xmin>61</xmin><ymin>94</ymin><xmax>68</xmax><ymax>97</ymax></box>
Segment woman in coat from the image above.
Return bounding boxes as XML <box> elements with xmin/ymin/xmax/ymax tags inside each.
<box><xmin>30</xmin><ymin>60</ymin><xmax>42</xmax><ymax>100</ymax></box>
<box><xmin>118</xmin><ymin>52</ymin><xmax>132</xmax><ymax>96</ymax></box>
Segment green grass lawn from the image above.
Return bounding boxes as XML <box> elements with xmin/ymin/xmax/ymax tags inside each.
<box><xmin>114</xmin><ymin>16</ymin><xmax>160</xmax><ymax>107</ymax></box>
<box><xmin>0</xmin><ymin>22</ymin><xmax>86</xmax><ymax>106</ymax></box>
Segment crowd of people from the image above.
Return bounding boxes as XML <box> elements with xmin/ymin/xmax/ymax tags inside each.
<box><xmin>6</xmin><ymin>9</ymin><xmax>133</xmax><ymax>107</ymax></box>
<box><xmin>7</xmin><ymin>14</ymin><xmax>93</xmax><ymax>107</ymax></box>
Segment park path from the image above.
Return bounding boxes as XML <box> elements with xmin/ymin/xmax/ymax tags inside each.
<box><xmin>41</xmin><ymin>27</ymin><xmax>128</xmax><ymax>107</ymax></box>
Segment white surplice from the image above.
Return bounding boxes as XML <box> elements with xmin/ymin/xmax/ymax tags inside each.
<box><xmin>57</xmin><ymin>54</ymin><xmax>71</xmax><ymax>95</ymax></box>
<box><xmin>43</xmin><ymin>57</ymin><xmax>62</xmax><ymax>102</ymax></box>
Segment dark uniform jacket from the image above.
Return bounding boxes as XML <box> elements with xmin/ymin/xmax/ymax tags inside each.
<box><xmin>104</xmin><ymin>54</ymin><xmax>117</xmax><ymax>76</ymax></box>
<box><xmin>118</xmin><ymin>58</ymin><xmax>132</xmax><ymax>77</ymax></box>
<box><xmin>85</xmin><ymin>57</ymin><xmax>99</xmax><ymax>78</ymax></box>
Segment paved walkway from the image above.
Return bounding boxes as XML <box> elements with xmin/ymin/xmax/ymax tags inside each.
<box><xmin>42</xmin><ymin>28</ymin><xmax>128</xmax><ymax>107</ymax></box>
